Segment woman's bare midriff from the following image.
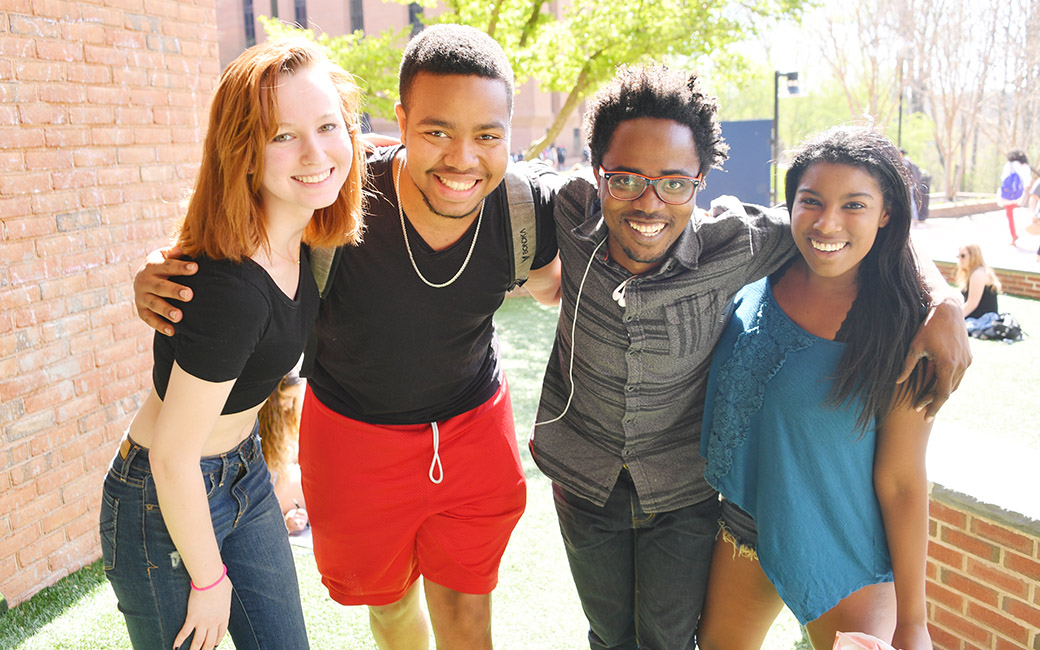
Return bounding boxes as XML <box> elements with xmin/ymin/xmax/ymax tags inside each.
<box><xmin>127</xmin><ymin>390</ymin><xmax>264</xmax><ymax>456</ymax></box>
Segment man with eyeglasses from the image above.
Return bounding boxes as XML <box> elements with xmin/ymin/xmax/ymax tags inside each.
<box><xmin>529</xmin><ymin>64</ymin><xmax>970</xmax><ymax>649</ymax></box>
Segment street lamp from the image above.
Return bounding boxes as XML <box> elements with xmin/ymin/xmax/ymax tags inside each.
<box><xmin>772</xmin><ymin>70</ymin><xmax>799</xmax><ymax>205</ymax></box>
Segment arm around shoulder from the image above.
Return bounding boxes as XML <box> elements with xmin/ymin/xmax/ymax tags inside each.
<box><xmin>133</xmin><ymin>244</ymin><xmax>199</xmax><ymax>336</ymax></box>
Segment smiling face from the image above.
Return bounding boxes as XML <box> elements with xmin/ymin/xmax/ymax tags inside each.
<box><xmin>395</xmin><ymin>72</ymin><xmax>511</xmax><ymax>220</ymax></box>
<box><xmin>596</xmin><ymin>117</ymin><xmax>701</xmax><ymax>275</ymax></box>
<box><xmin>259</xmin><ymin>64</ymin><xmax>354</xmax><ymax>225</ymax></box>
<box><xmin>790</xmin><ymin>162</ymin><xmax>890</xmax><ymax>285</ymax></box>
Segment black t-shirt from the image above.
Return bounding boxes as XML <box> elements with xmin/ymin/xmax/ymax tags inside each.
<box><xmin>307</xmin><ymin>145</ymin><xmax>559</xmax><ymax>424</ymax></box>
<box><xmin>153</xmin><ymin>251</ymin><xmax>319</xmax><ymax>414</ymax></box>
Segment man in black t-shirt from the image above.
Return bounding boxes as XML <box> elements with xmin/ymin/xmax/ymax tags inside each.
<box><xmin>134</xmin><ymin>25</ymin><xmax>560</xmax><ymax>650</ymax></box>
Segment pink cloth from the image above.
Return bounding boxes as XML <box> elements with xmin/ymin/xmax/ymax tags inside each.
<box><xmin>833</xmin><ymin>631</ymin><xmax>897</xmax><ymax>650</ymax></box>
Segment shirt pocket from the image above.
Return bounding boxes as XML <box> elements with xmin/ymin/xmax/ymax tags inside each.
<box><xmin>664</xmin><ymin>291</ymin><xmax>721</xmax><ymax>358</ymax></box>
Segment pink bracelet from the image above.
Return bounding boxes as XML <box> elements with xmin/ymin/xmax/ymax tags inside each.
<box><xmin>190</xmin><ymin>564</ymin><xmax>227</xmax><ymax>591</ymax></box>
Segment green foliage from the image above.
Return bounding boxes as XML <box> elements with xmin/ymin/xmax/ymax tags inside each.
<box><xmin>260</xmin><ymin>16</ymin><xmax>409</xmax><ymax>120</ymax></box>
<box><xmin>266</xmin><ymin>0</ymin><xmax>812</xmax><ymax>155</ymax></box>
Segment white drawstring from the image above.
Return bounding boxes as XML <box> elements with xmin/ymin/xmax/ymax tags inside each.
<box><xmin>428</xmin><ymin>422</ymin><xmax>444</xmax><ymax>484</ymax></box>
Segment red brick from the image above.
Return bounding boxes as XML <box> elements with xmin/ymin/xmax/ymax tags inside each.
<box><xmin>21</xmin><ymin>346</ymin><xmax>74</xmax><ymax>381</ymax></box>
<box><xmin>0</xmin><ymin>126</ymin><xmax>46</xmax><ymax>149</ymax></box>
<box><xmin>30</xmin><ymin>189</ymin><xmax>78</xmax><ymax>214</ymax></box>
<box><xmin>97</xmin><ymin>166</ymin><xmax>139</xmax><ymax>186</ymax></box>
<box><xmin>133</xmin><ymin>127</ymin><xmax>173</xmax><ymax>145</ymax></box>
<box><xmin>1</xmin><ymin>240</ymin><xmax>34</xmax><ymax>263</ymax></box>
<box><xmin>0</xmin><ymin>105</ymin><xmax>19</xmax><ymax>126</ymax></box>
<box><xmin>50</xmin><ymin>168</ymin><xmax>98</xmax><ymax>190</ymax></box>
<box><xmin>996</xmin><ymin>636</ymin><xmax>1026</xmax><ymax>650</ymax></box>
<box><xmin>61</xmin><ymin>473</ymin><xmax>101</xmax><ymax>505</ymax></box>
<box><xmin>0</xmin><ymin>368</ymin><xmax>48</xmax><ymax>401</ymax></box>
<box><xmin>8</xmin><ymin>13</ymin><xmax>60</xmax><ymax>38</ymax></box>
<box><xmin>61</xmin><ymin>21</ymin><xmax>107</xmax><ymax>44</ymax></box>
<box><xmin>0</xmin><ymin>171</ymin><xmax>52</xmax><ymax>195</ymax></box>
<box><xmin>69</xmin><ymin>105</ymin><xmax>114</xmax><ymax>125</ymax></box>
<box><xmin>35</xmin><ymin>40</ymin><xmax>83</xmax><ymax>62</ymax></box>
<box><xmin>7</xmin><ymin>491</ymin><xmax>62</xmax><ymax>531</ymax></box>
<box><xmin>79</xmin><ymin>4</ymin><xmax>123</xmax><ymax>26</ymax></box>
<box><xmin>25</xmin><ymin>148</ymin><xmax>74</xmax><ymax>170</ymax></box>
<box><xmin>0</xmin><ymin>483</ymin><xmax>38</xmax><ymax>525</ymax></box>
<box><xmin>65</xmin><ymin>62</ymin><xmax>111</xmax><ymax>85</ymax></box>
<box><xmin>18</xmin><ymin>102</ymin><xmax>68</xmax><ymax>126</ymax></box>
<box><xmin>10</xmin><ymin>452</ymin><xmax>55</xmax><ymax>487</ymax></box>
<box><xmin>927</xmin><ymin>578</ymin><xmax>966</xmax><ymax>613</ymax></box>
<box><xmin>930</xmin><ymin>617</ymin><xmax>959</xmax><ymax>648</ymax></box>
<box><xmin>13</xmin><ymin>60</ymin><xmax>65</xmax><ymax>82</ymax></box>
<box><xmin>29</xmin><ymin>0</ymin><xmax>80</xmax><ymax>20</ymax></box>
<box><xmin>968</xmin><ymin>601</ymin><xmax>1029</xmax><ymax>643</ymax></box>
<box><xmin>972</xmin><ymin>519</ymin><xmax>1036</xmax><ymax>556</ymax></box>
<box><xmin>934</xmin><ymin>604</ymin><xmax>992</xmax><ymax>644</ymax></box>
<box><xmin>931</xmin><ymin>501</ymin><xmax>969</xmax><ymax>529</ymax></box>
<box><xmin>0</xmin><ymin>196</ymin><xmax>33</xmax><ymax>221</ymax></box>
<box><xmin>966</xmin><ymin>557</ymin><xmax>1032</xmax><ymax>599</ymax></box>
<box><xmin>1005</xmin><ymin>551</ymin><xmax>1040</xmax><ymax>581</ymax></box>
<box><xmin>1003</xmin><ymin>596</ymin><xmax>1040</xmax><ymax>628</ymax></box>
<box><xmin>942</xmin><ymin>526</ymin><xmax>1002</xmax><ymax>562</ymax></box>
<box><xmin>43</xmin><ymin>126</ymin><xmax>91</xmax><ymax>148</ymax></box>
<box><xmin>0</xmin><ymin>35</ymin><xmax>35</xmax><ymax>57</ymax></box>
<box><xmin>16</xmin><ymin>530</ymin><xmax>67</xmax><ymax>566</ymax></box>
<box><xmin>943</xmin><ymin>568</ymin><xmax>1000</xmax><ymax>606</ymax></box>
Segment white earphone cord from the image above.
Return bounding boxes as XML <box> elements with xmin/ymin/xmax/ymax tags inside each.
<box><xmin>534</xmin><ymin>237</ymin><xmax>607</xmax><ymax>427</ymax></box>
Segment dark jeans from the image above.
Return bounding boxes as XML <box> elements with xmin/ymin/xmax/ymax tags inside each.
<box><xmin>100</xmin><ymin>428</ymin><xmax>308</xmax><ymax>650</ymax></box>
<box><xmin>553</xmin><ymin>471</ymin><xmax>719</xmax><ymax>650</ymax></box>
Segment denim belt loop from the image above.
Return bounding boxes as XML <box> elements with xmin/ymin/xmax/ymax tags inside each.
<box><xmin>218</xmin><ymin>452</ymin><xmax>229</xmax><ymax>487</ymax></box>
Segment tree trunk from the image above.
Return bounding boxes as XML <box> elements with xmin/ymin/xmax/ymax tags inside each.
<box><xmin>522</xmin><ymin>68</ymin><xmax>591</xmax><ymax>161</ymax></box>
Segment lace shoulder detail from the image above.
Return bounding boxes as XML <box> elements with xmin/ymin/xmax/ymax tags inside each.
<box><xmin>704</xmin><ymin>290</ymin><xmax>816</xmax><ymax>485</ymax></box>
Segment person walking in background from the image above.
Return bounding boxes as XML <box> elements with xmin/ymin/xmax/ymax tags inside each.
<box><xmin>955</xmin><ymin>244</ymin><xmax>1001</xmax><ymax>319</ymax></box>
<box><xmin>998</xmin><ymin>149</ymin><xmax>1031</xmax><ymax>245</ymax></box>
<box><xmin>100</xmin><ymin>38</ymin><xmax>366</xmax><ymax>650</ymax></box>
<box><xmin>697</xmin><ymin>125</ymin><xmax>936</xmax><ymax>650</ymax></box>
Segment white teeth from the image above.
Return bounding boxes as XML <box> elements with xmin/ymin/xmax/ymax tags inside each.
<box><xmin>439</xmin><ymin>176</ymin><xmax>477</xmax><ymax>191</ymax></box>
<box><xmin>630</xmin><ymin>222</ymin><xmax>665</xmax><ymax>236</ymax></box>
<box><xmin>294</xmin><ymin>169</ymin><xmax>332</xmax><ymax>184</ymax></box>
<box><xmin>811</xmin><ymin>239</ymin><xmax>847</xmax><ymax>252</ymax></box>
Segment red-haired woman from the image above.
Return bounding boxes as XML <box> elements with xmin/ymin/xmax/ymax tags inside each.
<box><xmin>99</xmin><ymin>38</ymin><xmax>365</xmax><ymax>650</ymax></box>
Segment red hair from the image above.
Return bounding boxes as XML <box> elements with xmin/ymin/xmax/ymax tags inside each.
<box><xmin>178</xmin><ymin>38</ymin><xmax>366</xmax><ymax>260</ymax></box>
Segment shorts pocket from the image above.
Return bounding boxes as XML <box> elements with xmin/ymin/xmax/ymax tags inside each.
<box><xmin>99</xmin><ymin>490</ymin><xmax>119</xmax><ymax>571</ymax></box>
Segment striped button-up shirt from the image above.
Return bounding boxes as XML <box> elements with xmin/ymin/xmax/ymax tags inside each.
<box><xmin>531</xmin><ymin>176</ymin><xmax>795</xmax><ymax>512</ymax></box>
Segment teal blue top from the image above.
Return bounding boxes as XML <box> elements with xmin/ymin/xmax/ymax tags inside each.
<box><xmin>700</xmin><ymin>277</ymin><xmax>893</xmax><ymax>625</ymax></box>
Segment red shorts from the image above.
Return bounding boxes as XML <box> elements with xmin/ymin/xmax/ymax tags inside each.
<box><xmin>298</xmin><ymin>380</ymin><xmax>527</xmax><ymax>606</ymax></box>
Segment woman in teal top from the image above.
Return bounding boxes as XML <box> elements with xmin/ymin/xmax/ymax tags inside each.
<box><xmin>697</xmin><ymin>126</ymin><xmax>936</xmax><ymax>650</ymax></box>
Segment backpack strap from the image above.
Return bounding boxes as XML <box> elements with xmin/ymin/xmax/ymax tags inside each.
<box><xmin>503</xmin><ymin>163</ymin><xmax>537</xmax><ymax>289</ymax></box>
<box><xmin>301</xmin><ymin>245</ymin><xmax>341</xmax><ymax>378</ymax></box>
<box><xmin>308</xmin><ymin>245</ymin><xmax>341</xmax><ymax>298</ymax></box>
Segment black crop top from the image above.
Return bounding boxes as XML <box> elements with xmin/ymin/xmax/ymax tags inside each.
<box><xmin>152</xmin><ymin>250</ymin><xmax>319</xmax><ymax>414</ymax></box>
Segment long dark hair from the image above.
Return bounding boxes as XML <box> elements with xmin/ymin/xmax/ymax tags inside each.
<box><xmin>784</xmin><ymin>125</ymin><xmax>932</xmax><ymax>430</ymax></box>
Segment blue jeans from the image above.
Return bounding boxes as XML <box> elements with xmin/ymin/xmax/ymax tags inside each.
<box><xmin>553</xmin><ymin>471</ymin><xmax>719</xmax><ymax>650</ymax></box>
<box><xmin>99</xmin><ymin>427</ymin><xmax>309</xmax><ymax>650</ymax></box>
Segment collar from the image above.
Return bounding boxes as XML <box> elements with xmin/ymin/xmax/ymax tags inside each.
<box><xmin>573</xmin><ymin>196</ymin><xmax>704</xmax><ymax>273</ymax></box>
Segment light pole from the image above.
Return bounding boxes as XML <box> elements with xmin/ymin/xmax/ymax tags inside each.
<box><xmin>772</xmin><ymin>70</ymin><xmax>799</xmax><ymax>205</ymax></box>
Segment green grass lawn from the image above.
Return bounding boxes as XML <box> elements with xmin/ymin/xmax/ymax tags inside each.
<box><xmin>5</xmin><ymin>292</ymin><xmax>1037</xmax><ymax>649</ymax></box>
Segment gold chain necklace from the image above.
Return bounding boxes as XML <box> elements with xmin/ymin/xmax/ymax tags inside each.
<box><xmin>269</xmin><ymin>244</ymin><xmax>300</xmax><ymax>265</ymax></box>
<box><xmin>394</xmin><ymin>156</ymin><xmax>483</xmax><ymax>289</ymax></box>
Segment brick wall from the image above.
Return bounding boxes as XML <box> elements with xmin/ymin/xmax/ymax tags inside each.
<box><xmin>927</xmin><ymin>486</ymin><xmax>1040</xmax><ymax>649</ymax></box>
<box><xmin>936</xmin><ymin>261</ymin><xmax>1040</xmax><ymax>301</ymax></box>
<box><xmin>0</xmin><ymin>0</ymin><xmax>218</xmax><ymax>606</ymax></box>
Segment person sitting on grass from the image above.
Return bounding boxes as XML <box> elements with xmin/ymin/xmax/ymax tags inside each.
<box><xmin>955</xmin><ymin>243</ymin><xmax>1001</xmax><ymax>320</ymax></box>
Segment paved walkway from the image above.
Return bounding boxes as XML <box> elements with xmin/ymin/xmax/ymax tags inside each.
<box><xmin>911</xmin><ymin>205</ymin><xmax>1040</xmax><ymax>271</ymax></box>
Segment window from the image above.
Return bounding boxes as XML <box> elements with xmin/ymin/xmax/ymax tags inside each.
<box><xmin>294</xmin><ymin>0</ymin><xmax>307</xmax><ymax>28</ymax></box>
<box><xmin>350</xmin><ymin>0</ymin><xmax>364</xmax><ymax>32</ymax></box>
<box><xmin>243</xmin><ymin>0</ymin><xmax>256</xmax><ymax>47</ymax></box>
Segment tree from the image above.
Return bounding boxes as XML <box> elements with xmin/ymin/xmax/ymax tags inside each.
<box><xmin>263</xmin><ymin>0</ymin><xmax>813</xmax><ymax>159</ymax></box>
